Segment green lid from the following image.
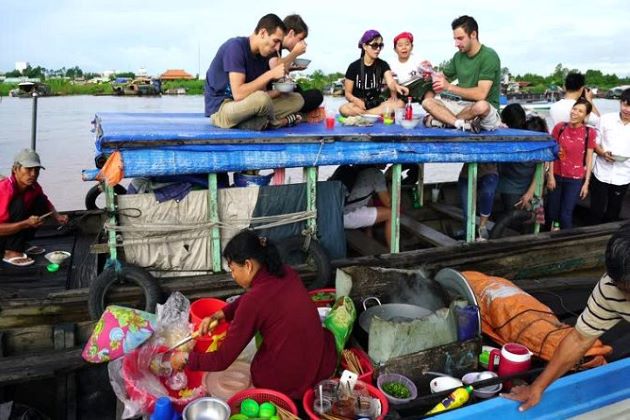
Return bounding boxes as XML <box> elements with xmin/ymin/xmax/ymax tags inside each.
<box><xmin>47</xmin><ymin>263</ymin><xmax>60</xmax><ymax>272</ymax></box>
<box><xmin>479</xmin><ymin>350</ymin><xmax>490</xmax><ymax>366</ymax></box>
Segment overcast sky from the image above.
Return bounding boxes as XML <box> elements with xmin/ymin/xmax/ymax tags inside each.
<box><xmin>1</xmin><ymin>0</ymin><xmax>628</xmax><ymax>79</ymax></box>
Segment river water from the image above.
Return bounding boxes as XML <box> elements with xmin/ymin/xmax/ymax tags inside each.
<box><xmin>0</xmin><ymin>95</ymin><xmax>620</xmax><ymax>210</ymax></box>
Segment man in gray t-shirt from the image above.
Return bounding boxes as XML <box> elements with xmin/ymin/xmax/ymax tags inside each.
<box><xmin>342</xmin><ymin>167</ymin><xmax>392</xmax><ymax>247</ymax></box>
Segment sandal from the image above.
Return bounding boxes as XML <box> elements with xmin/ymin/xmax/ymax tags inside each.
<box><xmin>3</xmin><ymin>253</ymin><xmax>35</xmax><ymax>267</ymax></box>
<box><xmin>423</xmin><ymin>114</ymin><xmax>446</xmax><ymax>128</ymax></box>
<box><xmin>25</xmin><ymin>245</ymin><xmax>46</xmax><ymax>255</ymax></box>
<box><xmin>285</xmin><ymin>113</ymin><xmax>302</xmax><ymax>127</ymax></box>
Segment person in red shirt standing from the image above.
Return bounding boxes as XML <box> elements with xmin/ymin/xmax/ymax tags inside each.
<box><xmin>546</xmin><ymin>98</ymin><xmax>597</xmax><ymax>230</ymax></box>
<box><xmin>0</xmin><ymin>149</ymin><xmax>68</xmax><ymax>266</ymax></box>
<box><xmin>171</xmin><ymin>230</ymin><xmax>337</xmax><ymax>400</ymax></box>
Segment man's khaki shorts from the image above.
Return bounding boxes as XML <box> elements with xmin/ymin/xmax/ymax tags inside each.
<box><xmin>437</xmin><ymin>97</ymin><xmax>501</xmax><ymax>130</ymax></box>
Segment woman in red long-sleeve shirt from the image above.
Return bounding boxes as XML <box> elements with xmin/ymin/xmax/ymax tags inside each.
<box><xmin>171</xmin><ymin>230</ymin><xmax>337</xmax><ymax>399</ymax></box>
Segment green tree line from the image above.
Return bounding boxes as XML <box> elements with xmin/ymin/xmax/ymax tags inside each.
<box><xmin>2</xmin><ymin>63</ymin><xmax>628</xmax><ymax>96</ymax></box>
<box><xmin>515</xmin><ymin>63</ymin><xmax>630</xmax><ymax>94</ymax></box>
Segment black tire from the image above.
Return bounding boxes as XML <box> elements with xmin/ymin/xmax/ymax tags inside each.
<box><xmin>88</xmin><ymin>265</ymin><xmax>162</xmax><ymax>319</ymax></box>
<box><xmin>490</xmin><ymin>209</ymin><xmax>533</xmax><ymax>239</ymax></box>
<box><xmin>277</xmin><ymin>236</ymin><xmax>332</xmax><ymax>290</ymax></box>
<box><xmin>85</xmin><ymin>183</ymin><xmax>127</xmax><ymax>210</ymax></box>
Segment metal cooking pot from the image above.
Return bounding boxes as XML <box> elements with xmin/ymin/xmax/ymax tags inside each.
<box><xmin>359</xmin><ymin>297</ymin><xmax>433</xmax><ymax>333</ymax></box>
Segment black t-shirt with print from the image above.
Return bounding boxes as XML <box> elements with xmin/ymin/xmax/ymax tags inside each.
<box><xmin>345</xmin><ymin>58</ymin><xmax>390</xmax><ymax>108</ymax></box>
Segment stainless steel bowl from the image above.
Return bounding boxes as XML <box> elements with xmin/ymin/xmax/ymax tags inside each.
<box><xmin>273</xmin><ymin>82</ymin><xmax>296</xmax><ymax>93</ymax></box>
<box><xmin>182</xmin><ymin>397</ymin><xmax>231</xmax><ymax>420</ymax></box>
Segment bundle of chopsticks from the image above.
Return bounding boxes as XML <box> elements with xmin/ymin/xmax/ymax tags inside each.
<box><xmin>272</xmin><ymin>403</ymin><xmax>300</xmax><ymax>420</ymax></box>
<box><xmin>321</xmin><ymin>414</ymin><xmax>354</xmax><ymax>420</ymax></box>
<box><xmin>341</xmin><ymin>349</ymin><xmax>364</xmax><ymax>375</ymax></box>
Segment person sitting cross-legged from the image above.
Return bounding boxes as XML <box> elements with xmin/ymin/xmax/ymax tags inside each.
<box><xmin>421</xmin><ymin>15</ymin><xmax>502</xmax><ymax>133</ymax></box>
<box><xmin>204</xmin><ymin>13</ymin><xmax>304</xmax><ymax>131</ymax></box>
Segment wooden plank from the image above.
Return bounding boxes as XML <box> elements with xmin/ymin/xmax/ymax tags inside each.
<box><xmin>0</xmin><ymin>348</ymin><xmax>84</xmax><ymax>385</ymax></box>
<box><xmin>55</xmin><ymin>324</ymin><xmax>77</xmax><ymax>420</ymax></box>
<box><xmin>430</xmin><ymin>202</ymin><xmax>496</xmax><ymax>230</ymax></box>
<box><xmin>400</xmin><ymin>214</ymin><xmax>458</xmax><ymax>247</ymax></box>
<box><xmin>345</xmin><ymin>229</ymin><xmax>388</xmax><ymax>256</ymax></box>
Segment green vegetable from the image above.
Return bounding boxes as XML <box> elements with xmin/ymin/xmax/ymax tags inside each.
<box><xmin>382</xmin><ymin>381</ymin><xmax>411</xmax><ymax>399</ymax></box>
<box><xmin>311</xmin><ymin>292</ymin><xmax>335</xmax><ymax>301</ymax></box>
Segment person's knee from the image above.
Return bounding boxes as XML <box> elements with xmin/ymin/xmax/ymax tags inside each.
<box><xmin>422</xmin><ymin>97</ymin><xmax>437</xmax><ymax>111</ymax></box>
<box><xmin>250</xmin><ymin>91</ymin><xmax>273</xmax><ymax>114</ymax></box>
<box><xmin>473</xmin><ymin>100</ymin><xmax>490</xmax><ymax>116</ymax></box>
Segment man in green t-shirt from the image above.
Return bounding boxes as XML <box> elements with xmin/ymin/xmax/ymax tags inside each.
<box><xmin>421</xmin><ymin>15</ymin><xmax>501</xmax><ymax>133</ymax></box>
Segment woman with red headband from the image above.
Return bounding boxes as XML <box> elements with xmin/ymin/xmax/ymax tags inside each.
<box><xmin>389</xmin><ymin>31</ymin><xmax>435</xmax><ymax>103</ymax></box>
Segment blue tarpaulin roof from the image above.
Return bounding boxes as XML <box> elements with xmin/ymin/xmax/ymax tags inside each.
<box><xmin>83</xmin><ymin>112</ymin><xmax>557</xmax><ymax>180</ymax></box>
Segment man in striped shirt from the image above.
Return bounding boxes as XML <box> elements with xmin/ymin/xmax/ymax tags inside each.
<box><xmin>504</xmin><ymin>227</ymin><xmax>630</xmax><ymax>411</ymax></box>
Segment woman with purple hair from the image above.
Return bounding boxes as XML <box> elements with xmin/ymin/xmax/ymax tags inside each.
<box><xmin>340</xmin><ymin>29</ymin><xmax>408</xmax><ymax>117</ymax></box>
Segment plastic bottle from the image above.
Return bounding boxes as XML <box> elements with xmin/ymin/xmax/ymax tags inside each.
<box><xmin>405</xmin><ymin>97</ymin><xmax>413</xmax><ymax>120</ymax></box>
<box><xmin>425</xmin><ymin>386</ymin><xmax>473</xmax><ymax>415</ymax></box>
<box><xmin>411</xmin><ymin>185</ymin><xmax>421</xmax><ymax>209</ymax></box>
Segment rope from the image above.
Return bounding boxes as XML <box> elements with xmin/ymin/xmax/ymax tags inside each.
<box><xmin>312</xmin><ymin>139</ymin><xmax>325</xmax><ymax>167</ymax></box>
<box><xmin>103</xmin><ymin>209</ymin><xmax>317</xmax><ymax>247</ymax></box>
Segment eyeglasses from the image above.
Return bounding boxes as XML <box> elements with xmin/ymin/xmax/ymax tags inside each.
<box><xmin>367</xmin><ymin>42</ymin><xmax>384</xmax><ymax>50</ymax></box>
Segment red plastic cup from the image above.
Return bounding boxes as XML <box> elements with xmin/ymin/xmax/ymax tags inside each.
<box><xmin>325</xmin><ymin>115</ymin><xmax>335</xmax><ymax>129</ymax></box>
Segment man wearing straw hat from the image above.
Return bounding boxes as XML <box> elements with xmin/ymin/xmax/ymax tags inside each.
<box><xmin>0</xmin><ymin>149</ymin><xmax>68</xmax><ymax>266</ymax></box>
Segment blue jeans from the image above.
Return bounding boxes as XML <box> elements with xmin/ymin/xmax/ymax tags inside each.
<box><xmin>545</xmin><ymin>176</ymin><xmax>583</xmax><ymax>229</ymax></box>
<box><xmin>458</xmin><ymin>174</ymin><xmax>499</xmax><ymax>221</ymax></box>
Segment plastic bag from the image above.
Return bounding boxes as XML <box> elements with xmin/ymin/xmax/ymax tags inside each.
<box><xmin>154</xmin><ymin>292</ymin><xmax>193</xmax><ymax>351</ymax></box>
<box><xmin>324</xmin><ymin>296</ymin><xmax>357</xmax><ymax>354</ymax></box>
<box><xmin>108</xmin><ymin>292</ymin><xmax>206</xmax><ymax>417</ymax></box>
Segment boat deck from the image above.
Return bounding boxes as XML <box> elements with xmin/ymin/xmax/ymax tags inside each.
<box><xmin>82</xmin><ymin>112</ymin><xmax>556</xmax><ymax>179</ymax></box>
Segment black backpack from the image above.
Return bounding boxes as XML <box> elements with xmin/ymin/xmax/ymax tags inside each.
<box><xmin>329</xmin><ymin>165</ymin><xmax>373</xmax><ymax>205</ymax></box>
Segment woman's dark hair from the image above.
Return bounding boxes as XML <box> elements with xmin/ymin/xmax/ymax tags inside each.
<box><xmin>525</xmin><ymin>115</ymin><xmax>549</xmax><ymax>133</ymax></box>
<box><xmin>223</xmin><ymin>229</ymin><xmax>284</xmax><ymax>277</ymax></box>
<box><xmin>621</xmin><ymin>88</ymin><xmax>630</xmax><ymax>105</ymax></box>
<box><xmin>501</xmin><ymin>103</ymin><xmax>526</xmax><ymax>129</ymax></box>
<box><xmin>605</xmin><ymin>225</ymin><xmax>630</xmax><ymax>288</ymax></box>
<box><xmin>573</xmin><ymin>97</ymin><xmax>593</xmax><ymax>115</ymax></box>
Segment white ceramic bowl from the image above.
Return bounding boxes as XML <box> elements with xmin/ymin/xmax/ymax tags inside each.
<box><xmin>45</xmin><ymin>251</ymin><xmax>71</xmax><ymax>265</ymax></box>
<box><xmin>430</xmin><ymin>376</ymin><xmax>463</xmax><ymax>393</ymax></box>
<box><xmin>400</xmin><ymin>118</ymin><xmax>420</xmax><ymax>129</ymax></box>
<box><xmin>273</xmin><ymin>82</ymin><xmax>296</xmax><ymax>93</ymax></box>
<box><xmin>360</xmin><ymin>114</ymin><xmax>379</xmax><ymax>123</ymax></box>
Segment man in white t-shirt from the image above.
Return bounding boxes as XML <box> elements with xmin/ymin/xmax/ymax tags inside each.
<box><xmin>590</xmin><ymin>88</ymin><xmax>630</xmax><ymax>223</ymax></box>
<box><xmin>549</xmin><ymin>72</ymin><xmax>600</xmax><ymax>127</ymax></box>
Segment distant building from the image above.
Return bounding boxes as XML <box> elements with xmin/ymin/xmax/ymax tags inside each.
<box><xmin>159</xmin><ymin>69</ymin><xmax>193</xmax><ymax>80</ymax></box>
<box><xmin>137</xmin><ymin>67</ymin><xmax>149</xmax><ymax>77</ymax></box>
<box><xmin>15</xmin><ymin>62</ymin><xmax>29</xmax><ymax>72</ymax></box>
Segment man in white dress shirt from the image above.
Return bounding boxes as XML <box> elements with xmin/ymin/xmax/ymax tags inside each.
<box><xmin>590</xmin><ymin>88</ymin><xmax>630</xmax><ymax>223</ymax></box>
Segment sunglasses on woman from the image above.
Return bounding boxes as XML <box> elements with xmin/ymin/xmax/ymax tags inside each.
<box><xmin>367</xmin><ymin>42</ymin><xmax>385</xmax><ymax>50</ymax></box>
